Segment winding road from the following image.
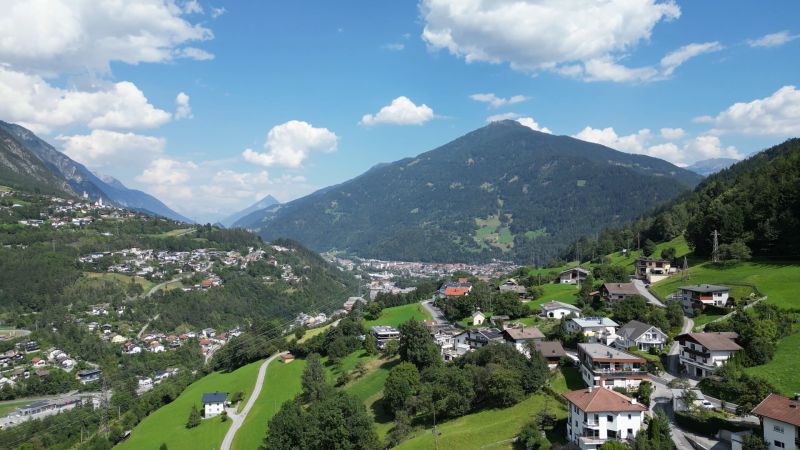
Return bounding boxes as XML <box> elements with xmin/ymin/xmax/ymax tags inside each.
<box><xmin>220</xmin><ymin>351</ymin><xmax>287</xmax><ymax>450</ymax></box>
<box><xmin>421</xmin><ymin>298</ymin><xmax>448</xmax><ymax>326</ymax></box>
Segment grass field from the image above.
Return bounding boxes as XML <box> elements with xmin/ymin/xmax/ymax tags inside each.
<box><xmin>364</xmin><ymin>303</ymin><xmax>431</xmax><ymax>329</ymax></box>
<box><xmin>0</xmin><ymin>400</ymin><xmax>32</xmax><ymax>418</ymax></box>
<box><xmin>84</xmin><ymin>272</ymin><xmax>154</xmax><ymax>292</ymax></box>
<box><xmin>232</xmin><ymin>358</ymin><xmax>306</xmax><ymax>450</ymax></box>
<box><xmin>148</xmin><ymin>228</ymin><xmax>197</xmax><ymax>238</ymax></box>
<box><xmin>605</xmin><ymin>236</ymin><xmax>691</xmax><ymax>267</ymax></box>
<box><xmin>745</xmin><ymin>331</ymin><xmax>800</xmax><ymax>397</ymax></box>
<box><xmin>526</xmin><ymin>283</ymin><xmax>580</xmax><ymax>310</ymax></box>
<box><xmin>395</xmin><ymin>394</ymin><xmax>567</xmax><ymax>450</ymax></box>
<box><xmin>294</xmin><ymin>323</ymin><xmax>330</xmax><ymax>343</ymax></box>
<box><xmin>650</xmin><ymin>260</ymin><xmax>800</xmax><ymax>309</ymax></box>
<box><xmin>117</xmin><ymin>360</ymin><xmax>263</xmax><ymax>450</ymax></box>
<box><xmin>550</xmin><ymin>367</ymin><xmax>584</xmax><ymax>393</ymax></box>
<box><xmin>692</xmin><ymin>312</ymin><xmax>726</xmax><ymax>330</ymax></box>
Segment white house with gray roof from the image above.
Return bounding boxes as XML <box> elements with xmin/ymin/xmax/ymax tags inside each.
<box><xmin>540</xmin><ymin>301</ymin><xmax>582</xmax><ymax>319</ymax></box>
<box><xmin>568</xmin><ymin>317</ymin><xmax>619</xmax><ymax>345</ymax></box>
<box><xmin>614</xmin><ymin>320</ymin><xmax>668</xmax><ymax>352</ymax></box>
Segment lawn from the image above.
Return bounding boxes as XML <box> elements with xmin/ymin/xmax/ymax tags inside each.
<box><xmin>550</xmin><ymin>367</ymin><xmax>585</xmax><ymax>393</ymax></box>
<box><xmin>364</xmin><ymin>303</ymin><xmax>431</xmax><ymax>329</ymax></box>
<box><xmin>395</xmin><ymin>393</ymin><xmax>567</xmax><ymax>450</ymax></box>
<box><xmin>605</xmin><ymin>236</ymin><xmax>690</xmax><ymax>267</ymax></box>
<box><xmin>745</xmin><ymin>331</ymin><xmax>800</xmax><ymax>397</ymax></box>
<box><xmin>526</xmin><ymin>283</ymin><xmax>580</xmax><ymax>310</ymax></box>
<box><xmin>84</xmin><ymin>272</ymin><xmax>154</xmax><ymax>292</ymax></box>
<box><xmin>0</xmin><ymin>400</ymin><xmax>32</xmax><ymax>418</ymax></box>
<box><xmin>232</xmin><ymin>358</ymin><xmax>306</xmax><ymax>450</ymax></box>
<box><xmin>148</xmin><ymin>227</ymin><xmax>197</xmax><ymax>238</ymax></box>
<box><xmin>117</xmin><ymin>360</ymin><xmax>263</xmax><ymax>450</ymax></box>
<box><xmin>691</xmin><ymin>312</ymin><xmax>726</xmax><ymax>331</ymax></box>
<box><xmin>650</xmin><ymin>260</ymin><xmax>800</xmax><ymax>309</ymax></box>
<box><xmin>294</xmin><ymin>323</ymin><xmax>330</xmax><ymax>344</ymax></box>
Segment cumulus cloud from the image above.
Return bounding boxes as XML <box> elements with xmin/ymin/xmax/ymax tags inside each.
<box><xmin>0</xmin><ymin>67</ymin><xmax>172</xmax><ymax>133</ymax></box>
<box><xmin>574</xmin><ymin>127</ymin><xmax>652</xmax><ymax>153</ymax></box>
<box><xmin>242</xmin><ymin>120</ymin><xmax>339</xmax><ymax>168</ymax></box>
<box><xmin>683</xmin><ymin>135</ymin><xmax>741</xmax><ymax>160</ymax></box>
<box><xmin>175</xmin><ymin>93</ymin><xmax>193</xmax><ymax>120</ymax></box>
<box><xmin>748</xmin><ymin>31</ymin><xmax>800</xmax><ymax>48</ymax></box>
<box><xmin>135</xmin><ymin>158</ymin><xmax>198</xmax><ymax>200</ymax></box>
<box><xmin>360</xmin><ymin>96</ymin><xmax>435</xmax><ymax>126</ymax></box>
<box><xmin>57</xmin><ymin>130</ymin><xmax>165</xmax><ymax>172</ymax></box>
<box><xmin>470</xmin><ymin>93</ymin><xmax>528</xmax><ymax>108</ymax></box>
<box><xmin>660</xmin><ymin>127</ymin><xmax>685</xmax><ymax>139</ymax></box>
<box><xmin>182</xmin><ymin>0</ymin><xmax>203</xmax><ymax>14</ymax></box>
<box><xmin>703</xmin><ymin>86</ymin><xmax>800</xmax><ymax>136</ymax></box>
<box><xmin>0</xmin><ymin>0</ymin><xmax>213</xmax><ymax>75</ymax></box>
<box><xmin>516</xmin><ymin>117</ymin><xmax>552</xmax><ymax>134</ymax></box>
<box><xmin>486</xmin><ymin>112</ymin><xmax>520</xmax><ymax>123</ymax></box>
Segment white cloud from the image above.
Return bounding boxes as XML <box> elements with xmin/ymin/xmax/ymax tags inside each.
<box><xmin>645</xmin><ymin>142</ymin><xmax>682</xmax><ymax>162</ymax></box>
<box><xmin>135</xmin><ymin>158</ymin><xmax>198</xmax><ymax>200</ymax></box>
<box><xmin>56</xmin><ymin>130</ymin><xmax>165</xmax><ymax>172</ymax></box>
<box><xmin>683</xmin><ymin>135</ymin><xmax>741</xmax><ymax>160</ymax></box>
<box><xmin>659</xmin><ymin>41</ymin><xmax>723</xmax><ymax>76</ymax></box>
<box><xmin>242</xmin><ymin>120</ymin><xmax>339</xmax><ymax>168</ymax></box>
<box><xmin>470</xmin><ymin>93</ymin><xmax>528</xmax><ymax>108</ymax></box>
<box><xmin>748</xmin><ymin>31</ymin><xmax>800</xmax><ymax>48</ymax></box>
<box><xmin>704</xmin><ymin>85</ymin><xmax>800</xmax><ymax>136</ymax></box>
<box><xmin>421</xmin><ymin>0</ymin><xmax>683</xmax><ymax>82</ymax></box>
<box><xmin>175</xmin><ymin>93</ymin><xmax>193</xmax><ymax>120</ymax></box>
<box><xmin>360</xmin><ymin>96</ymin><xmax>435</xmax><ymax>126</ymax></box>
<box><xmin>182</xmin><ymin>0</ymin><xmax>204</xmax><ymax>14</ymax></box>
<box><xmin>574</xmin><ymin>127</ymin><xmax>652</xmax><ymax>153</ymax></box>
<box><xmin>486</xmin><ymin>112</ymin><xmax>520</xmax><ymax>122</ymax></box>
<box><xmin>382</xmin><ymin>43</ymin><xmax>405</xmax><ymax>51</ymax></box>
<box><xmin>0</xmin><ymin>67</ymin><xmax>172</xmax><ymax>134</ymax></box>
<box><xmin>173</xmin><ymin>47</ymin><xmax>215</xmax><ymax>61</ymax></box>
<box><xmin>211</xmin><ymin>7</ymin><xmax>227</xmax><ymax>19</ymax></box>
<box><xmin>660</xmin><ymin>127</ymin><xmax>685</xmax><ymax>139</ymax></box>
<box><xmin>0</xmin><ymin>0</ymin><xmax>213</xmax><ymax>75</ymax></box>
<box><xmin>516</xmin><ymin>117</ymin><xmax>552</xmax><ymax>134</ymax></box>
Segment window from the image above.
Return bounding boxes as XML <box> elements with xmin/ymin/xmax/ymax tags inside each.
<box><xmin>774</xmin><ymin>441</ymin><xmax>785</xmax><ymax>448</ymax></box>
<box><xmin>773</xmin><ymin>425</ymin><xmax>784</xmax><ymax>433</ymax></box>
<box><xmin>607</xmin><ymin>415</ymin><xmax>613</xmax><ymax>422</ymax></box>
<box><xmin>628</xmin><ymin>414</ymin><xmax>632</xmax><ymax>419</ymax></box>
<box><xmin>628</xmin><ymin>428</ymin><xmax>633</xmax><ymax>436</ymax></box>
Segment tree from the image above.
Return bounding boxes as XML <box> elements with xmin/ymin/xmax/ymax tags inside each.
<box><xmin>294</xmin><ymin>327</ymin><xmax>306</xmax><ymax>340</ymax></box>
<box><xmin>718</xmin><ymin>240</ymin><xmax>752</xmax><ymax>262</ymax></box>
<box><xmin>186</xmin><ymin>404</ymin><xmax>201</xmax><ymax>428</ymax></box>
<box><xmin>301</xmin><ymin>353</ymin><xmax>330</xmax><ymax>403</ymax></box>
<box><xmin>741</xmin><ymin>434</ymin><xmax>768</xmax><ymax>450</ymax></box>
<box><xmin>364</xmin><ymin>301</ymin><xmax>383</xmax><ymax>321</ymax></box>
<box><xmin>636</xmin><ymin>381</ymin><xmax>653</xmax><ymax>407</ymax></box>
<box><xmin>486</xmin><ymin>366</ymin><xmax>524</xmax><ymax>406</ymax></box>
<box><xmin>600</xmin><ymin>440</ymin><xmax>630</xmax><ymax>450</ymax></box>
<box><xmin>383</xmin><ymin>362</ymin><xmax>420</xmax><ymax>416</ymax></box>
<box><xmin>517</xmin><ymin>420</ymin><xmax>549</xmax><ymax>450</ymax></box>
<box><xmin>159</xmin><ymin>444</ymin><xmax>168</xmax><ymax>450</ymax></box>
<box><xmin>303</xmin><ymin>391</ymin><xmax>380</xmax><ymax>450</ymax></box>
<box><xmin>660</xmin><ymin>247</ymin><xmax>676</xmax><ymax>261</ymax></box>
<box><xmin>612</xmin><ymin>296</ymin><xmax>649</xmax><ymax>324</ymax></box>
<box><xmin>680</xmin><ymin>389</ymin><xmax>698</xmax><ymax>413</ymax></box>
<box><xmin>666</xmin><ymin>300</ymin><xmax>684</xmax><ymax>332</ymax></box>
<box><xmin>220</xmin><ymin>410</ymin><xmax>228</xmax><ymax>422</ymax></box>
<box><xmin>384</xmin><ymin>339</ymin><xmax>399</xmax><ymax>357</ymax></box>
<box><xmin>263</xmin><ymin>399</ymin><xmax>307</xmax><ymax>450</ymax></box>
<box><xmin>642</xmin><ymin>239</ymin><xmax>657</xmax><ymax>257</ymax></box>
<box><xmin>398</xmin><ymin>320</ymin><xmax>441</xmax><ymax>371</ymax></box>
<box><xmin>363</xmin><ymin>334</ymin><xmax>378</xmax><ymax>355</ymax></box>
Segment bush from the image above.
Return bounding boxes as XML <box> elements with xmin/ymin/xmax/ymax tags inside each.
<box><xmin>674</xmin><ymin>411</ymin><xmax>754</xmax><ymax>435</ymax></box>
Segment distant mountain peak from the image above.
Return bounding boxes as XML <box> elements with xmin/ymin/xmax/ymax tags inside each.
<box><xmin>685</xmin><ymin>158</ymin><xmax>739</xmax><ymax>176</ymax></box>
<box><xmin>220</xmin><ymin>194</ymin><xmax>281</xmax><ymax>228</ymax></box>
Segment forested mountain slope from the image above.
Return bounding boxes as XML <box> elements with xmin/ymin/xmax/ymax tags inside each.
<box><xmin>236</xmin><ymin>120</ymin><xmax>702</xmax><ymax>263</ymax></box>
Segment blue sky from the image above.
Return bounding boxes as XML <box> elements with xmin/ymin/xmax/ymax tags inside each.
<box><xmin>0</xmin><ymin>0</ymin><xmax>798</xmax><ymax>223</ymax></box>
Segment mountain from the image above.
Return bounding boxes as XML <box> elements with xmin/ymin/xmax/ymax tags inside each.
<box><xmin>235</xmin><ymin>120</ymin><xmax>702</xmax><ymax>263</ymax></box>
<box><xmin>219</xmin><ymin>194</ymin><xmax>280</xmax><ymax>228</ymax></box>
<box><xmin>0</xmin><ymin>128</ymin><xmax>74</xmax><ymax>195</ymax></box>
<box><xmin>0</xmin><ymin>121</ymin><xmax>193</xmax><ymax>223</ymax></box>
<box><xmin>685</xmin><ymin>158</ymin><xmax>738</xmax><ymax>176</ymax></box>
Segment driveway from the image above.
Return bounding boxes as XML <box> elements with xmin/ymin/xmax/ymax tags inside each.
<box><xmin>421</xmin><ymin>298</ymin><xmax>449</xmax><ymax>326</ymax></box>
<box><xmin>667</xmin><ymin>316</ymin><xmax>694</xmax><ymax>376</ymax></box>
<box><xmin>220</xmin><ymin>351</ymin><xmax>286</xmax><ymax>450</ymax></box>
<box><xmin>632</xmin><ymin>279</ymin><xmax>665</xmax><ymax>307</ymax></box>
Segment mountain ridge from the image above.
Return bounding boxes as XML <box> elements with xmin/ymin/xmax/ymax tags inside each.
<box><xmin>219</xmin><ymin>194</ymin><xmax>280</xmax><ymax>228</ymax></box>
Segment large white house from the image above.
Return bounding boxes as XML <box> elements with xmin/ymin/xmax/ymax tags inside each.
<box><xmin>568</xmin><ymin>317</ymin><xmax>619</xmax><ymax>345</ymax></box>
<box><xmin>751</xmin><ymin>394</ymin><xmax>800</xmax><ymax>450</ymax></box>
<box><xmin>677</xmin><ymin>332</ymin><xmax>742</xmax><ymax>378</ymax></box>
<box><xmin>614</xmin><ymin>320</ymin><xmax>668</xmax><ymax>352</ymax></box>
<box><xmin>540</xmin><ymin>301</ymin><xmax>582</xmax><ymax>319</ymax></box>
<box><xmin>557</xmin><ymin>267</ymin><xmax>591</xmax><ymax>285</ymax></box>
<box><xmin>635</xmin><ymin>257</ymin><xmax>674</xmax><ymax>283</ymax></box>
<box><xmin>563</xmin><ymin>387</ymin><xmax>647</xmax><ymax>450</ymax></box>
<box><xmin>578</xmin><ymin>343</ymin><xmax>648</xmax><ymax>389</ymax></box>
<box><xmin>679</xmin><ymin>284</ymin><xmax>730</xmax><ymax>315</ymax></box>
<box><xmin>202</xmin><ymin>392</ymin><xmax>227</xmax><ymax>418</ymax></box>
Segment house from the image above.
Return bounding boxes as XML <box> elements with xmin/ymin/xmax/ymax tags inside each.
<box><xmin>422</xmin><ymin>319</ymin><xmax>440</xmax><ymax>333</ymax></box>
<box><xmin>599</xmin><ymin>283</ymin><xmax>640</xmax><ymax>304</ymax></box>
<box><xmin>563</xmin><ymin>387</ymin><xmax>647</xmax><ymax>450</ymax></box>
<box><xmin>678</xmin><ymin>285</ymin><xmax>731</xmax><ymax>315</ymax></box>
<box><xmin>370</xmin><ymin>326</ymin><xmax>400</xmax><ymax>349</ymax></box>
<box><xmin>16</xmin><ymin>340</ymin><xmax>40</xmax><ymax>353</ymax></box>
<box><xmin>471</xmin><ymin>310</ymin><xmax>486</xmax><ymax>326</ymax></box>
<box><xmin>635</xmin><ymin>257</ymin><xmax>674</xmax><ymax>283</ymax></box>
<box><xmin>202</xmin><ymin>392</ymin><xmax>227</xmax><ymax>417</ymax></box>
<box><xmin>557</xmin><ymin>267</ymin><xmax>591</xmax><ymax>285</ymax></box>
<box><xmin>540</xmin><ymin>301</ymin><xmax>582</xmax><ymax>319</ymax></box>
<box><xmin>456</xmin><ymin>328</ymin><xmax>504</xmax><ymax>349</ymax></box>
<box><xmin>614</xmin><ymin>320</ymin><xmax>668</xmax><ymax>352</ymax></box>
<box><xmin>31</xmin><ymin>357</ymin><xmax>45</xmax><ymax>368</ymax></box>
<box><xmin>502</xmin><ymin>326</ymin><xmax>544</xmax><ymax>357</ymax></box>
<box><xmin>676</xmin><ymin>332</ymin><xmax>742</xmax><ymax>378</ymax></box>
<box><xmin>578</xmin><ymin>343</ymin><xmax>648</xmax><ymax>389</ymax></box>
<box><xmin>138</xmin><ymin>377</ymin><xmax>153</xmax><ymax>389</ymax></box>
<box><xmin>343</xmin><ymin>296</ymin><xmax>367</xmax><ymax>312</ymax></box>
<box><xmin>439</xmin><ymin>278</ymin><xmax>473</xmax><ymax>298</ymax></box>
<box><xmin>533</xmin><ymin>341</ymin><xmax>567</xmax><ymax>368</ymax></box>
<box><xmin>567</xmin><ymin>317</ymin><xmax>619</xmax><ymax>345</ymax></box>
<box><xmin>499</xmin><ymin>279</ymin><xmax>528</xmax><ymax>298</ymax></box>
<box><xmin>433</xmin><ymin>327</ymin><xmax>470</xmax><ymax>361</ymax></box>
<box><xmin>202</xmin><ymin>328</ymin><xmax>216</xmax><ymax>338</ymax></box>
<box><xmin>751</xmin><ymin>394</ymin><xmax>800</xmax><ymax>450</ymax></box>
<box><xmin>77</xmin><ymin>369</ymin><xmax>101</xmax><ymax>385</ymax></box>
<box><xmin>281</xmin><ymin>353</ymin><xmax>295</xmax><ymax>364</ymax></box>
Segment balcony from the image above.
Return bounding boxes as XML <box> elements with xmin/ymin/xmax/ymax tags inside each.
<box><xmin>681</xmin><ymin>346</ymin><xmax>710</xmax><ymax>358</ymax></box>
<box><xmin>584</xmin><ymin>420</ymin><xmax>600</xmax><ymax>428</ymax></box>
<box><xmin>579</xmin><ymin>436</ymin><xmax>605</xmax><ymax>446</ymax></box>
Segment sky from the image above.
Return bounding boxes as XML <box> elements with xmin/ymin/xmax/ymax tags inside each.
<box><xmin>0</xmin><ymin>0</ymin><xmax>799</xmax><ymax>223</ymax></box>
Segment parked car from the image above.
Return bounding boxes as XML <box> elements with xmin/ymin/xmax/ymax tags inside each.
<box><xmin>700</xmin><ymin>399</ymin><xmax>714</xmax><ymax>409</ymax></box>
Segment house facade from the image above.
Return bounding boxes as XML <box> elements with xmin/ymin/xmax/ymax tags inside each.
<box><xmin>202</xmin><ymin>392</ymin><xmax>227</xmax><ymax>417</ymax></box>
<box><xmin>563</xmin><ymin>387</ymin><xmax>647</xmax><ymax>450</ymax></box>
<box><xmin>557</xmin><ymin>267</ymin><xmax>591</xmax><ymax>285</ymax></box>
<box><xmin>533</xmin><ymin>340</ymin><xmax>567</xmax><ymax>369</ymax></box>
<box><xmin>676</xmin><ymin>332</ymin><xmax>742</xmax><ymax>378</ymax></box>
<box><xmin>751</xmin><ymin>394</ymin><xmax>800</xmax><ymax>450</ymax></box>
<box><xmin>502</xmin><ymin>326</ymin><xmax>544</xmax><ymax>357</ymax></box>
<box><xmin>438</xmin><ymin>278</ymin><xmax>473</xmax><ymax>298</ymax></box>
<box><xmin>679</xmin><ymin>285</ymin><xmax>731</xmax><ymax>315</ymax></box>
<box><xmin>499</xmin><ymin>279</ymin><xmax>528</xmax><ymax>298</ymax></box>
<box><xmin>455</xmin><ymin>328</ymin><xmax>504</xmax><ymax>349</ymax></box>
<box><xmin>578</xmin><ymin>343</ymin><xmax>648</xmax><ymax>389</ymax></box>
<box><xmin>614</xmin><ymin>320</ymin><xmax>668</xmax><ymax>351</ymax></box>
<box><xmin>568</xmin><ymin>317</ymin><xmax>619</xmax><ymax>345</ymax></box>
<box><xmin>600</xmin><ymin>283</ymin><xmax>640</xmax><ymax>304</ymax></box>
<box><xmin>540</xmin><ymin>301</ymin><xmax>582</xmax><ymax>319</ymax></box>
<box><xmin>635</xmin><ymin>257</ymin><xmax>673</xmax><ymax>283</ymax></box>
<box><xmin>370</xmin><ymin>325</ymin><xmax>400</xmax><ymax>349</ymax></box>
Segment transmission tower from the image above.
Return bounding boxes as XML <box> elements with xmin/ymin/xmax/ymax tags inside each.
<box><xmin>711</xmin><ymin>229</ymin><xmax>720</xmax><ymax>263</ymax></box>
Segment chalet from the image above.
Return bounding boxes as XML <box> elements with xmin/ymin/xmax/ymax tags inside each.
<box><xmin>751</xmin><ymin>394</ymin><xmax>800</xmax><ymax>450</ymax></box>
<box><xmin>599</xmin><ymin>283</ymin><xmax>639</xmax><ymax>304</ymax></box>
<box><xmin>564</xmin><ymin>387</ymin><xmax>646</xmax><ymax>450</ymax></box>
<box><xmin>31</xmin><ymin>357</ymin><xmax>45</xmax><ymax>368</ymax></box>
<box><xmin>578</xmin><ymin>343</ymin><xmax>648</xmax><ymax>389</ymax></box>
<box><xmin>540</xmin><ymin>301</ymin><xmax>582</xmax><ymax>319</ymax></box>
<box><xmin>678</xmin><ymin>284</ymin><xmax>731</xmax><ymax>315</ymax></box>
<box><xmin>533</xmin><ymin>341</ymin><xmax>567</xmax><ymax>368</ymax></box>
<box><xmin>557</xmin><ymin>267</ymin><xmax>591</xmax><ymax>285</ymax></box>
<box><xmin>456</xmin><ymin>328</ymin><xmax>504</xmax><ymax>349</ymax></box>
<box><xmin>471</xmin><ymin>310</ymin><xmax>486</xmax><ymax>326</ymax></box>
<box><xmin>635</xmin><ymin>257</ymin><xmax>674</xmax><ymax>283</ymax></box>
<box><xmin>614</xmin><ymin>320</ymin><xmax>668</xmax><ymax>352</ymax></box>
<box><xmin>498</xmin><ymin>278</ymin><xmax>528</xmax><ymax>298</ymax></box>
<box><xmin>567</xmin><ymin>317</ymin><xmax>619</xmax><ymax>345</ymax></box>
<box><xmin>503</xmin><ymin>326</ymin><xmax>545</xmax><ymax>356</ymax></box>
<box><xmin>77</xmin><ymin>369</ymin><xmax>101</xmax><ymax>385</ymax></box>
<box><xmin>439</xmin><ymin>278</ymin><xmax>473</xmax><ymax>298</ymax></box>
<box><xmin>202</xmin><ymin>392</ymin><xmax>227</xmax><ymax>417</ymax></box>
<box><xmin>281</xmin><ymin>353</ymin><xmax>295</xmax><ymax>364</ymax></box>
<box><xmin>370</xmin><ymin>325</ymin><xmax>400</xmax><ymax>349</ymax></box>
<box><xmin>677</xmin><ymin>332</ymin><xmax>741</xmax><ymax>378</ymax></box>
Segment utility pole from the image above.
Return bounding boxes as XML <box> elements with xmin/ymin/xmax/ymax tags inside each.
<box><xmin>682</xmin><ymin>256</ymin><xmax>689</xmax><ymax>282</ymax></box>
<box><xmin>711</xmin><ymin>229</ymin><xmax>720</xmax><ymax>263</ymax></box>
<box><xmin>433</xmin><ymin>404</ymin><xmax>439</xmax><ymax>450</ymax></box>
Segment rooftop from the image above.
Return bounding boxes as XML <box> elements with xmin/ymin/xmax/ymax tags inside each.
<box><xmin>579</xmin><ymin>343</ymin><xmax>644</xmax><ymax>362</ymax></box>
<box><xmin>602</xmin><ymin>283</ymin><xmax>640</xmax><ymax>296</ymax></box>
<box><xmin>533</xmin><ymin>340</ymin><xmax>566</xmax><ymax>358</ymax></box>
<box><xmin>540</xmin><ymin>300</ymin><xmax>581</xmax><ymax>312</ymax></box>
<box><xmin>618</xmin><ymin>320</ymin><xmax>663</xmax><ymax>341</ymax></box>
<box><xmin>202</xmin><ymin>392</ymin><xmax>228</xmax><ymax>404</ymax></box>
<box><xmin>677</xmin><ymin>332</ymin><xmax>742</xmax><ymax>351</ymax></box>
<box><xmin>370</xmin><ymin>325</ymin><xmax>399</xmax><ymax>333</ymax></box>
<box><xmin>503</xmin><ymin>326</ymin><xmax>544</xmax><ymax>341</ymax></box>
<box><xmin>751</xmin><ymin>394</ymin><xmax>800</xmax><ymax>427</ymax></box>
<box><xmin>562</xmin><ymin>387</ymin><xmax>647</xmax><ymax>413</ymax></box>
<box><xmin>678</xmin><ymin>284</ymin><xmax>730</xmax><ymax>293</ymax></box>
<box><xmin>571</xmin><ymin>317</ymin><xmax>619</xmax><ymax>328</ymax></box>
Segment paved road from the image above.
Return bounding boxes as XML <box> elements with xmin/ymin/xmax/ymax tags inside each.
<box><xmin>632</xmin><ymin>279</ymin><xmax>665</xmax><ymax>307</ymax></box>
<box><xmin>667</xmin><ymin>316</ymin><xmax>694</xmax><ymax>375</ymax></box>
<box><xmin>220</xmin><ymin>351</ymin><xmax>287</xmax><ymax>450</ymax></box>
<box><xmin>136</xmin><ymin>313</ymin><xmax>160</xmax><ymax>339</ymax></box>
<box><xmin>421</xmin><ymin>298</ymin><xmax>448</xmax><ymax>326</ymax></box>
